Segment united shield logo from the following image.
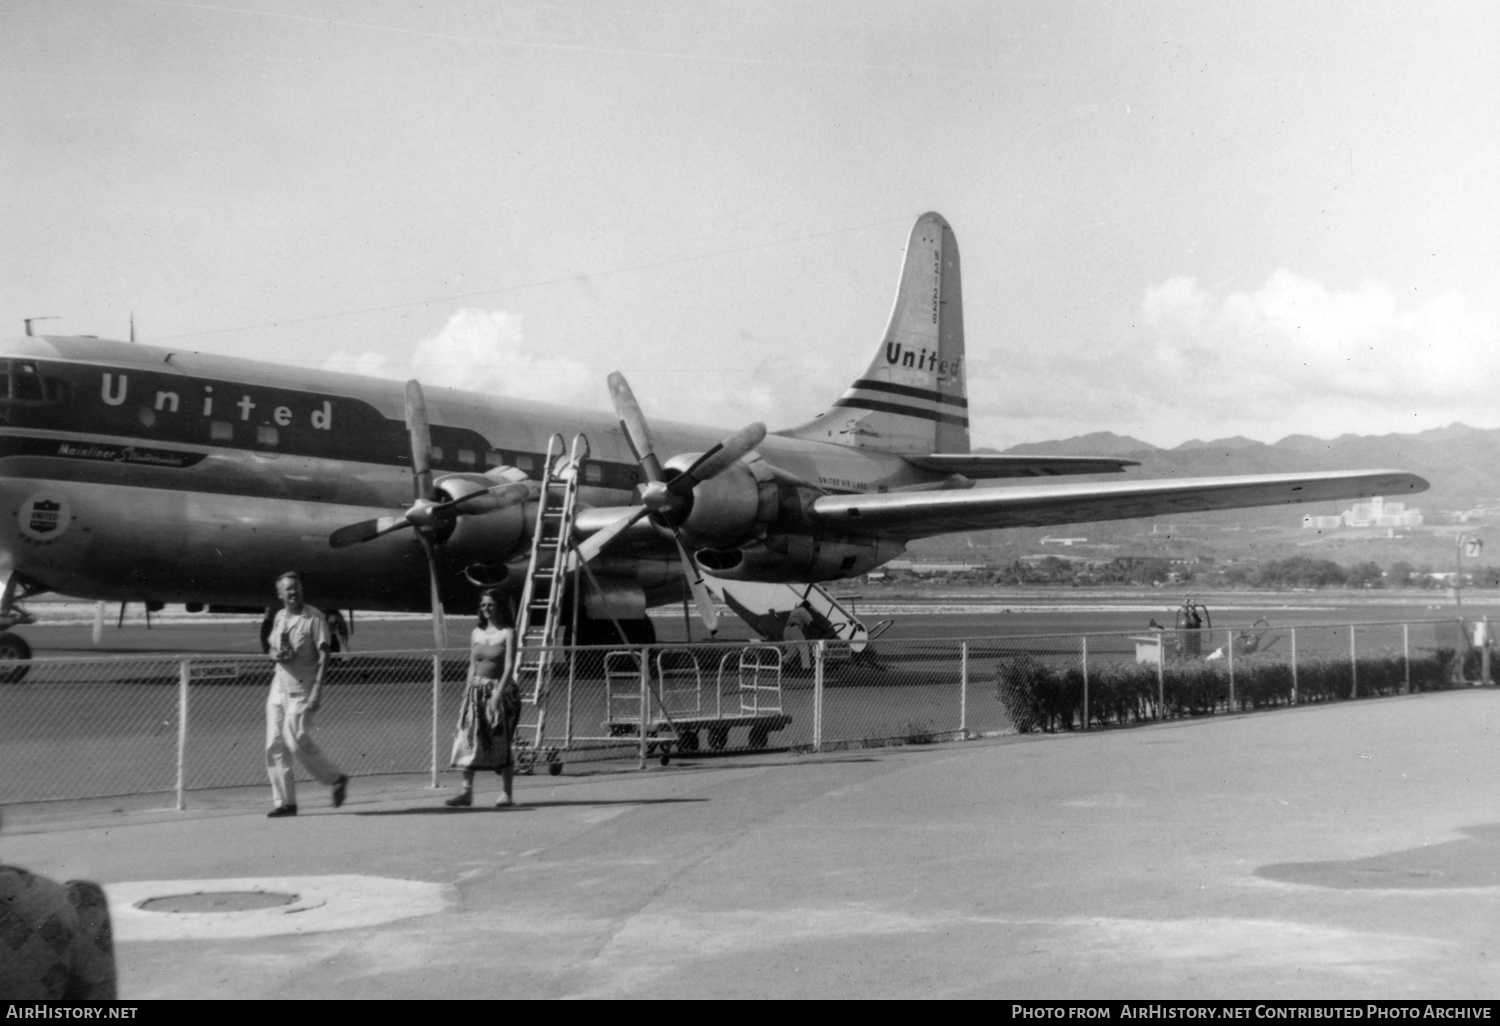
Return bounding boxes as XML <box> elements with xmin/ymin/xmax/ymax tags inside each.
<box><xmin>18</xmin><ymin>493</ymin><xmax>70</xmax><ymax>542</ymax></box>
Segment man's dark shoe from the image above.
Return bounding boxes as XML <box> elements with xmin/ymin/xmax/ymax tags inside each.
<box><xmin>267</xmin><ymin>804</ymin><xmax>298</xmax><ymax>818</ymax></box>
<box><xmin>332</xmin><ymin>776</ymin><xmax>348</xmax><ymax>809</ymax></box>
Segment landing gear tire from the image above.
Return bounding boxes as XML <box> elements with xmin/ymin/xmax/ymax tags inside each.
<box><xmin>678</xmin><ymin>729</ymin><xmax>699</xmax><ymax>753</ymax></box>
<box><xmin>707</xmin><ymin>725</ymin><xmax>729</xmax><ymax>751</ymax></box>
<box><xmin>0</xmin><ymin>632</ymin><xmax>32</xmax><ymax>683</ymax></box>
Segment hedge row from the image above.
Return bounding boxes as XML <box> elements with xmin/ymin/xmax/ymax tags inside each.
<box><xmin>995</xmin><ymin>649</ymin><xmax>1472</xmax><ymax>734</ymax></box>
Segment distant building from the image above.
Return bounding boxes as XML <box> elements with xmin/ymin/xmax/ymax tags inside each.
<box><xmin>1302</xmin><ymin>496</ymin><xmax>1423</xmax><ymax>530</ymax></box>
<box><xmin>881</xmin><ymin>559</ymin><xmax>984</xmax><ymax>575</ymax></box>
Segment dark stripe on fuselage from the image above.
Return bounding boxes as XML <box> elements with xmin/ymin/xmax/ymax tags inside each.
<box><xmin>847</xmin><ymin>379</ymin><xmax>967</xmax><ymax>409</ymax></box>
<box><xmin>0</xmin><ymin>359</ymin><xmax>645</xmax><ymax>497</ymax></box>
<box><xmin>831</xmin><ymin>397</ymin><xmax>969</xmax><ymax>428</ymax></box>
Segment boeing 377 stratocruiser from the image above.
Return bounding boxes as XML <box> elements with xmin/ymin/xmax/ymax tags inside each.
<box><xmin>0</xmin><ymin>212</ymin><xmax>1427</xmax><ymax>664</ymax></box>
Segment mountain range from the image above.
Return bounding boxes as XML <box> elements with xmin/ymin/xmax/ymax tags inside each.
<box><xmin>991</xmin><ymin>423</ymin><xmax>1500</xmax><ymax>514</ymax></box>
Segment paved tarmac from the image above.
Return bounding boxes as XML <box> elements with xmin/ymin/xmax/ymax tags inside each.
<box><xmin>6</xmin><ymin>684</ymin><xmax>1500</xmax><ymax>1000</ymax></box>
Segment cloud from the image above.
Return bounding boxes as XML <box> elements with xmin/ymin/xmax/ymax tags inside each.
<box><xmin>1136</xmin><ymin>272</ymin><xmax>1495</xmax><ymax>435</ymax></box>
<box><xmin>323</xmin><ymin>308</ymin><xmax>597</xmax><ymax>407</ymax></box>
<box><xmin>976</xmin><ymin>271</ymin><xmax>1498</xmax><ymax>447</ymax></box>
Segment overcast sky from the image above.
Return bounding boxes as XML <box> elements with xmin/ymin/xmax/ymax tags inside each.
<box><xmin>4</xmin><ymin>0</ymin><xmax>1496</xmax><ymax>449</ymax></box>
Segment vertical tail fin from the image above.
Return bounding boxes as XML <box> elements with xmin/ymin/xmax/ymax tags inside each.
<box><xmin>783</xmin><ymin>211</ymin><xmax>968</xmax><ymax>455</ymax></box>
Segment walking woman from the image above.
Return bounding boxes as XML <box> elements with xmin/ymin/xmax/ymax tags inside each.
<box><xmin>445</xmin><ymin>589</ymin><xmax>522</xmax><ymax>807</ymax></box>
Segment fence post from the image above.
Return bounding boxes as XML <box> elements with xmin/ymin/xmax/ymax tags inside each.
<box><xmin>1080</xmin><ymin>636</ymin><xmax>1089</xmax><ymax>732</ymax></box>
<box><xmin>639</xmin><ymin>648</ymin><xmax>649</xmax><ymax>770</ymax></box>
<box><xmin>1156</xmin><ymin>643</ymin><xmax>1165</xmax><ymax>720</ymax></box>
<box><xmin>431</xmin><ymin>654</ymin><xmax>442</xmax><ymax>788</ymax></box>
<box><xmin>1226</xmin><ymin>628</ymin><xmax>1234</xmax><ymax>712</ymax></box>
<box><xmin>176</xmin><ymin>659</ymin><xmax>190</xmax><ymax>811</ymax></box>
<box><xmin>960</xmin><ymin>641</ymin><xmax>968</xmax><ymax>738</ymax></box>
<box><xmin>813</xmin><ymin>641</ymin><xmax>825</xmax><ymax>752</ymax></box>
<box><xmin>1403</xmin><ymin>623</ymin><xmax>1411</xmax><ymax>694</ymax></box>
<box><xmin>1349</xmin><ymin>625</ymin><xmax>1358</xmax><ymax>698</ymax></box>
<box><xmin>1290</xmin><ymin>627</ymin><xmax>1298</xmax><ymax>706</ymax></box>
<box><xmin>1476</xmin><ymin>618</ymin><xmax>1488</xmax><ymax>690</ymax></box>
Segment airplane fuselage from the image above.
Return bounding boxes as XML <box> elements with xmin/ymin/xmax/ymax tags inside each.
<box><xmin>0</xmin><ymin>336</ymin><xmax>916</xmax><ymax>613</ymax></box>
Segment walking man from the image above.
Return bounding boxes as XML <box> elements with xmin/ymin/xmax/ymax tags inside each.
<box><xmin>265</xmin><ymin>571</ymin><xmax>348</xmax><ymax>817</ymax></box>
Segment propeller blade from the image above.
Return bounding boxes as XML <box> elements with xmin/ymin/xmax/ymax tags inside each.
<box><xmin>576</xmin><ymin>505</ymin><xmax>651</xmax><ymax>564</ymax></box>
<box><xmin>330</xmin><ymin>481</ymin><xmax>534</xmax><ymax>550</ymax></box>
<box><xmin>405</xmin><ymin>379</ymin><xmax>434</xmax><ymax>502</ymax></box>
<box><xmin>329</xmin><ymin>515</ymin><xmax>412</xmax><ymax>549</ymax></box>
<box><xmin>417</xmin><ymin>531</ymin><xmax>447</xmax><ymax>649</ymax></box>
<box><xmin>668</xmin><ymin>422</ymin><xmax>767</xmax><ymax>498</ymax></box>
<box><xmin>435</xmin><ymin>481</ymin><xmax>535</xmax><ymax>517</ymax></box>
<box><xmin>607</xmin><ymin>371</ymin><xmax>663</xmax><ymax>483</ymax></box>
<box><xmin>675</xmin><ymin>535</ymin><xmax>718</xmax><ymax>635</ymax></box>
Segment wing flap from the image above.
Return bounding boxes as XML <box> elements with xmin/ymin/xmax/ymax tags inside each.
<box><xmin>810</xmin><ymin>469</ymin><xmax>1428</xmax><ymax>537</ymax></box>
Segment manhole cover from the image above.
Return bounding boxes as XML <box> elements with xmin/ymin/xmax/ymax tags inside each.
<box><xmin>137</xmin><ymin>891</ymin><xmax>300</xmax><ymax>913</ymax></box>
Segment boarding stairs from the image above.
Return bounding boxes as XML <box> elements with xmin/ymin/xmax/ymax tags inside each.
<box><xmin>511</xmin><ymin>432</ymin><xmax>588</xmax><ymax>773</ymax></box>
<box><xmin>705</xmin><ymin>578</ymin><xmax>890</xmax><ymax>668</ymax></box>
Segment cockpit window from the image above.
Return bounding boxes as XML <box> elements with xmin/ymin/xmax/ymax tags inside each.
<box><xmin>0</xmin><ymin>361</ymin><xmax>71</xmax><ymax>404</ymax></box>
<box><xmin>12</xmin><ymin>363</ymin><xmax>43</xmax><ymax>401</ymax></box>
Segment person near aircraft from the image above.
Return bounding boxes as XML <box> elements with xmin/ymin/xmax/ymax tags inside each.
<box><xmin>444</xmin><ymin>588</ymin><xmax>521</xmax><ymax>808</ymax></box>
<box><xmin>264</xmin><ymin>571</ymin><xmax>349</xmax><ymax>818</ymax></box>
<box><xmin>1181</xmin><ymin>600</ymin><xmax>1204</xmax><ymax>659</ymax></box>
<box><xmin>783</xmin><ymin>601</ymin><xmax>816</xmax><ymax>673</ymax></box>
<box><xmin>0</xmin><ymin>810</ymin><xmax>117</xmax><ymax>998</ymax></box>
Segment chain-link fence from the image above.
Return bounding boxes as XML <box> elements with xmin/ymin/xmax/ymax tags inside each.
<box><xmin>2</xmin><ymin>616</ymin><xmax>1492</xmax><ymax>806</ymax></box>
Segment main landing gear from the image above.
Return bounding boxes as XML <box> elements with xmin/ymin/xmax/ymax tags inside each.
<box><xmin>0</xmin><ymin>571</ymin><xmax>38</xmax><ymax>683</ymax></box>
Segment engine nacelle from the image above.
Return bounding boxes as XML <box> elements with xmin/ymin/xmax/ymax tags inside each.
<box><xmin>431</xmin><ymin>472</ymin><xmax>531</xmax><ymax>565</ymax></box>
<box><xmin>661</xmin><ymin>455</ymin><xmax>778</xmax><ymax>550</ymax></box>
<box><xmin>696</xmin><ymin>534</ymin><xmax>904</xmax><ymax>583</ymax></box>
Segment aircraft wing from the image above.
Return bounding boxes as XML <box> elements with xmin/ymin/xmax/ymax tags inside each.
<box><xmin>902</xmin><ymin>453</ymin><xmax>1138</xmax><ymax>478</ymax></box>
<box><xmin>808</xmin><ymin>469</ymin><xmax>1428</xmax><ymax>539</ymax></box>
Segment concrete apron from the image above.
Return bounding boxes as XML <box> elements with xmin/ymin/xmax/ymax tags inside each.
<box><xmin>6</xmin><ymin>687</ymin><xmax>1500</xmax><ymax>999</ymax></box>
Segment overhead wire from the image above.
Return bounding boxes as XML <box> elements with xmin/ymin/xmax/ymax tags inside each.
<box><xmin>146</xmin><ymin>215</ymin><xmax>913</xmax><ymax>344</ymax></box>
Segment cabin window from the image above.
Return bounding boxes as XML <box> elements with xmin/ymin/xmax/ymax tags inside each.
<box><xmin>515</xmin><ymin>455</ymin><xmax>534</xmax><ymax>473</ymax></box>
<box><xmin>457</xmin><ymin>448</ymin><xmax>476</xmax><ymax>467</ymax></box>
<box><xmin>484</xmin><ymin>450</ymin><xmax>504</xmax><ymax>468</ymax></box>
<box><xmin>210</xmin><ymin>421</ymin><xmax>234</xmax><ymax>442</ymax></box>
<box><xmin>584</xmin><ymin>463</ymin><xmax>602</xmax><ymax>484</ymax></box>
<box><xmin>429</xmin><ymin>445</ymin><xmax>444</xmax><ymax>464</ymax></box>
<box><xmin>256</xmin><ymin>425</ymin><xmax>279</xmax><ymax>447</ymax></box>
<box><xmin>138</xmin><ymin>407</ymin><xmax>156</xmax><ymax>428</ymax></box>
